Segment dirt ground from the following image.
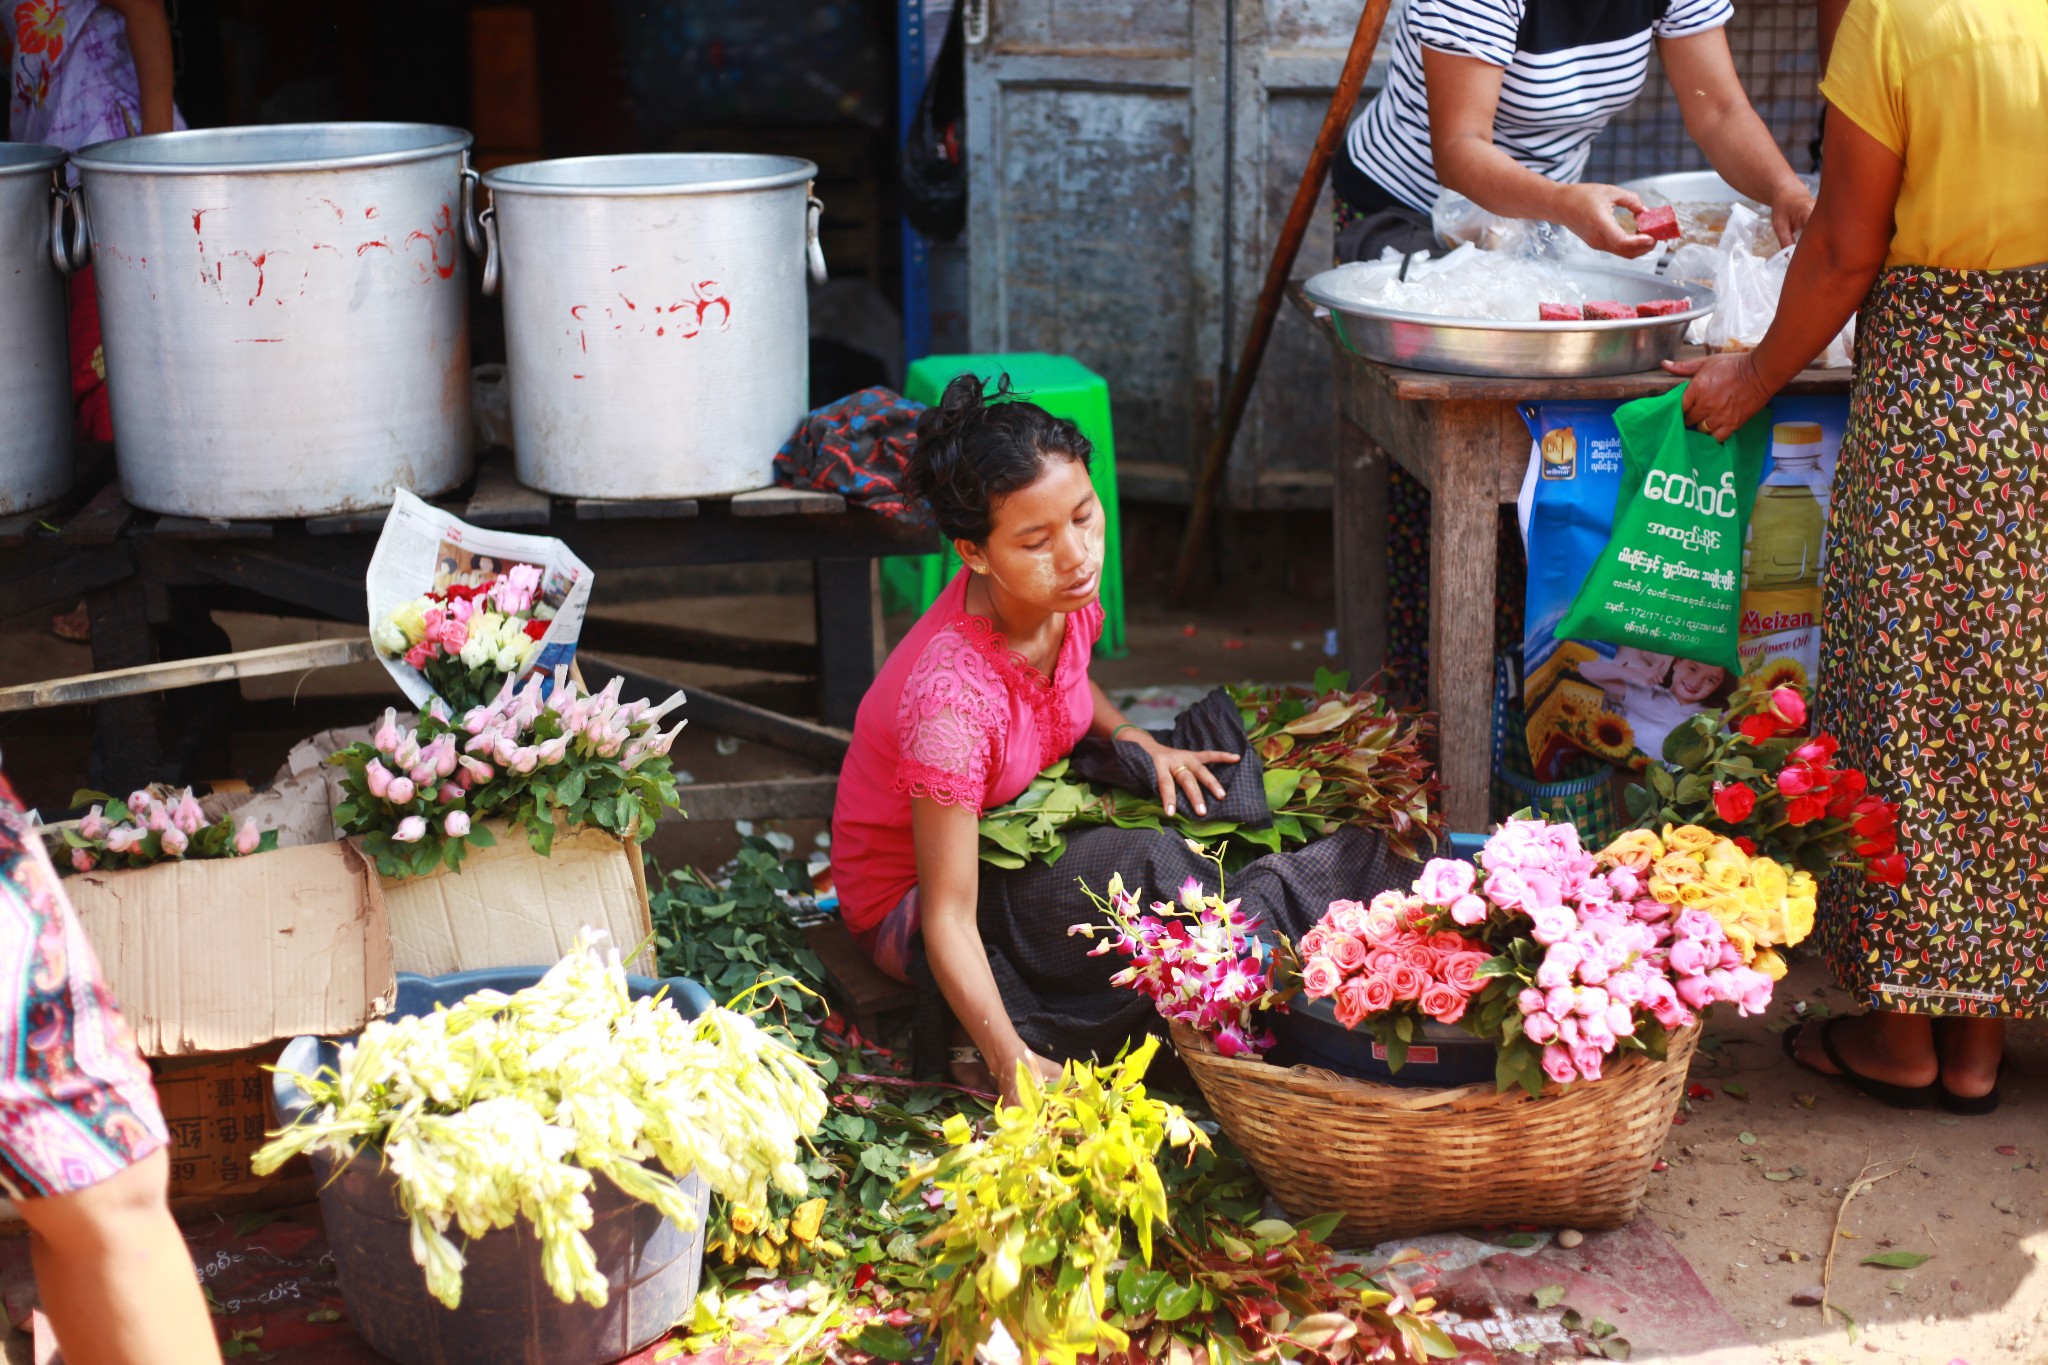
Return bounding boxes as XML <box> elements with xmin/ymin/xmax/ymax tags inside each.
<box><xmin>3</xmin><ymin>580</ymin><xmax>2043</xmax><ymax>1362</ymax></box>
<box><xmin>1644</xmin><ymin>956</ymin><xmax>2046</xmax><ymax>1365</ymax></box>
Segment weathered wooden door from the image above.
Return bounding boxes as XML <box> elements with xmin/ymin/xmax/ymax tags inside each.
<box><xmin>962</xmin><ymin>0</ymin><xmax>1229</xmax><ymax>499</ymax></box>
<box><xmin>963</xmin><ymin>0</ymin><xmax>1388</xmax><ymax>508</ymax></box>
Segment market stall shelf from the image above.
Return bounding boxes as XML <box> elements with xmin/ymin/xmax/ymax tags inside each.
<box><xmin>1303</xmin><ymin>289</ymin><xmax>1853</xmax><ymax>831</ymax></box>
<box><xmin>0</xmin><ymin>458</ymin><xmax>932</xmax><ymax>795</ymax></box>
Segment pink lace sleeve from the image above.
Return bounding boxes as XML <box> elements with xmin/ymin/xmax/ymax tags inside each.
<box><xmin>894</xmin><ymin>627</ymin><xmax>1007</xmax><ymax>811</ymax></box>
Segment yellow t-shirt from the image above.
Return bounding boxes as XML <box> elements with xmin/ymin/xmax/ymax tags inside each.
<box><xmin>1819</xmin><ymin>0</ymin><xmax>2048</xmax><ymax>270</ymax></box>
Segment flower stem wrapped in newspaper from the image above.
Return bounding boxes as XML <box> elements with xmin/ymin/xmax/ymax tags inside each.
<box><xmin>254</xmin><ymin>933</ymin><xmax>828</xmax><ymax>1311</ymax></box>
<box><xmin>330</xmin><ymin>666</ymin><xmax>687</xmax><ymax>878</ymax></box>
<box><xmin>366</xmin><ymin>490</ymin><xmax>593</xmax><ymax>712</ymax></box>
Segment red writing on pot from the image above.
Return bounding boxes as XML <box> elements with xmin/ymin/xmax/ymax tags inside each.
<box><xmin>565</xmin><ymin>279</ymin><xmax>733</xmax><ymax>352</ymax></box>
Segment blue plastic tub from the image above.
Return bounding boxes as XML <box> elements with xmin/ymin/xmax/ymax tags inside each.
<box><xmin>272</xmin><ymin>969</ymin><xmax>716</xmax><ymax>1365</ymax></box>
<box><xmin>1274</xmin><ymin>993</ymin><xmax>1499</xmax><ymax>1088</ymax></box>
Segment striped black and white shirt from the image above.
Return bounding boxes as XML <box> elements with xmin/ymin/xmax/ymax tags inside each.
<box><xmin>1336</xmin><ymin>0</ymin><xmax>1735</xmax><ymax>215</ymax></box>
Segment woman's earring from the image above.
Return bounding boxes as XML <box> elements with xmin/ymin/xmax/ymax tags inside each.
<box><xmin>971</xmin><ymin>564</ymin><xmax>988</xmax><ymax>575</ymax></box>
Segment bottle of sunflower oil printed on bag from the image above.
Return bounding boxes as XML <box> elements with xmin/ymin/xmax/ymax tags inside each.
<box><xmin>1737</xmin><ymin>421</ymin><xmax>1830</xmax><ymax>688</ymax></box>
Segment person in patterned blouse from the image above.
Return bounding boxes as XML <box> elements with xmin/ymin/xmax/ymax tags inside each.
<box><xmin>1673</xmin><ymin>0</ymin><xmax>2048</xmax><ymax>1114</ymax></box>
<box><xmin>0</xmin><ymin>767</ymin><xmax>219</xmax><ymax>1362</ymax></box>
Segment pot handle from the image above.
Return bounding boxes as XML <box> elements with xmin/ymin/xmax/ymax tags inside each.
<box><xmin>477</xmin><ymin>202</ymin><xmax>501</xmax><ymax>297</ymax></box>
<box><xmin>49</xmin><ymin>177</ymin><xmax>89</xmax><ymax>275</ymax></box>
<box><xmin>459</xmin><ymin>151</ymin><xmax>485</xmax><ymax>257</ymax></box>
<box><xmin>806</xmin><ymin>194</ymin><xmax>828</xmax><ymax>286</ymax></box>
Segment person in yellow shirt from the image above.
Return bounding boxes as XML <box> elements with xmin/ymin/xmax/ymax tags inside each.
<box><xmin>1672</xmin><ymin>0</ymin><xmax>2047</xmax><ymax>1116</ymax></box>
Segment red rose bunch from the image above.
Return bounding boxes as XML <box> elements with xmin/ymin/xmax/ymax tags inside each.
<box><xmin>1630</xmin><ymin>678</ymin><xmax>1904</xmax><ymax>887</ymax></box>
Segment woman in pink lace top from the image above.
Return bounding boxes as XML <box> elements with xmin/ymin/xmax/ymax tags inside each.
<box><xmin>832</xmin><ymin>376</ymin><xmax>1238</xmax><ymax>1098</ymax></box>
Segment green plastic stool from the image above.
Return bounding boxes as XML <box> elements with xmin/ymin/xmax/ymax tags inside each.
<box><xmin>886</xmin><ymin>353</ymin><xmax>1127</xmax><ymax>658</ymax></box>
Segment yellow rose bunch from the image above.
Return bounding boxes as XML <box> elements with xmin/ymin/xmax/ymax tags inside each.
<box><xmin>1598</xmin><ymin>825</ymin><xmax>1816</xmax><ymax>980</ymax></box>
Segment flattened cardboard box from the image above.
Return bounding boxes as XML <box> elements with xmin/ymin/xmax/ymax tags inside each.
<box><xmin>67</xmin><ymin>840</ymin><xmax>394</xmax><ymax>1057</ymax></box>
<box><xmin>374</xmin><ymin>822</ymin><xmax>656</xmax><ymax>977</ymax></box>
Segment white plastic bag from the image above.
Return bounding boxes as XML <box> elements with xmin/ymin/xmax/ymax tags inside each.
<box><xmin>1677</xmin><ymin>205</ymin><xmax>1854</xmax><ymax>366</ymax></box>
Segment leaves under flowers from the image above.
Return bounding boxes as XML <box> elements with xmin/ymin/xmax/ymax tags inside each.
<box><xmin>979</xmin><ymin>673</ymin><xmax>1443</xmax><ymax>872</ymax></box>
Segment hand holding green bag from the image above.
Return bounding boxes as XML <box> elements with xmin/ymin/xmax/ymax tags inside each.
<box><xmin>1555</xmin><ymin>383</ymin><xmax>1769</xmax><ymax>673</ymax></box>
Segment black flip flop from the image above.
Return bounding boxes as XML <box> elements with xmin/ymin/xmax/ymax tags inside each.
<box><xmin>1782</xmin><ymin>1018</ymin><xmax>1940</xmax><ymax>1110</ymax></box>
<box><xmin>1938</xmin><ymin>1079</ymin><xmax>2001</xmax><ymax>1115</ymax></box>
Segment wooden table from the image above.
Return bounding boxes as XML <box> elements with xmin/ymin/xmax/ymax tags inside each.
<box><xmin>0</xmin><ymin>458</ymin><xmax>936</xmax><ymax>795</ymax></box>
<box><xmin>1324</xmin><ymin>343</ymin><xmax>1853</xmax><ymax>833</ymax></box>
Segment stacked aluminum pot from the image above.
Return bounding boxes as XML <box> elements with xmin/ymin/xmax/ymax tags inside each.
<box><xmin>0</xmin><ymin>143</ymin><xmax>75</xmax><ymax>515</ymax></box>
<box><xmin>70</xmin><ymin>123</ymin><xmax>478</xmax><ymax>518</ymax></box>
<box><xmin>476</xmin><ymin>154</ymin><xmax>824</xmax><ymax>499</ymax></box>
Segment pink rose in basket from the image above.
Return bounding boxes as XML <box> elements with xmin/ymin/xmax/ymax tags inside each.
<box><xmin>1541</xmin><ymin>1045</ymin><xmax>1580</xmax><ymax>1084</ymax></box>
<box><xmin>1421</xmin><ymin>983</ymin><xmax>1467</xmax><ymax>1025</ymax></box>
<box><xmin>1389</xmin><ymin>963</ymin><xmax>1427</xmax><ymax>1002</ymax></box>
<box><xmin>1522</xmin><ymin>1009</ymin><xmax>1559</xmax><ymax>1044</ymax></box>
<box><xmin>1301</xmin><ymin>956</ymin><xmax>1343</xmax><ymax>999</ymax></box>
<box><xmin>1359</xmin><ymin>973</ymin><xmax>1396</xmax><ymax>1014</ymax></box>
<box><xmin>1363</xmin><ymin>892</ymin><xmax>1407</xmax><ymax>942</ymax></box>
<box><xmin>1414</xmin><ymin>858</ymin><xmax>1476</xmax><ymax>907</ymax></box>
<box><xmin>1521</xmin><ymin>868</ymin><xmax>1565</xmax><ymax>913</ymax></box>
<box><xmin>1483</xmin><ymin>866</ymin><xmax>1537</xmax><ymax>916</ymax></box>
<box><xmin>1333</xmin><ymin>976</ymin><xmax>1376</xmax><ymax>1029</ymax></box>
<box><xmin>1364</xmin><ymin>946</ymin><xmax>1402</xmax><ymax>976</ymax></box>
<box><xmin>1326</xmin><ymin>933</ymin><xmax>1370</xmax><ymax>974</ymax></box>
<box><xmin>1530</xmin><ymin>907</ymin><xmax>1578</xmax><ymax>947</ymax></box>
<box><xmin>1449</xmin><ymin>893</ymin><xmax>1489</xmax><ymax>927</ymax></box>
<box><xmin>1570</xmin><ymin>1043</ymin><xmax>1608</xmax><ymax>1081</ymax></box>
<box><xmin>1442</xmin><ymin>950</ymin><xmax>1491</xmax><ymax>993</ymax></box>
<box><xmin>1428</xmin><ymin>930</ymin><xmax>1472</xmax><ymax>957</ymax></box>
<box><xmin>1326</xmin><ymin>898</ymin><xmax>1370</xmax><ymax>938</ymax></box>
<box><xmin>1300</xmin><ymin>927</ymin><xmax>1330</xmax><ymax>958</ymax></box>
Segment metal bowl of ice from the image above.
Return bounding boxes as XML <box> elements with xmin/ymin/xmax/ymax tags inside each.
<box><xmin>1302</xmin><ymin>256</ymin><xmax>1714</xmax><ymax>379</ymax></box>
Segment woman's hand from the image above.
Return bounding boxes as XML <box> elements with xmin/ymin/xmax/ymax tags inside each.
<box><xmin>1770</xmin><ymin>184</ymin><xmax>1817</xmax><ymax>248</ymax></box>
<box><xmin>1662</xmin><ymin>352</ymin><xmax>1774</xmax><ymax>442</ymax></box>
<box><xmin>1136</xmin><ymin>736</ymin><xmax>1239</xmax><ymax>819</ymax></box>
<box><xmin>1557</xmin><ymin>183</ymin><xmax>1657</xmax><ymax>258</ymax></box>
<box><xmin>994</xmin><ymin>1046</ymin><xmax>1064</xmax><ymax>1106</ymax></box>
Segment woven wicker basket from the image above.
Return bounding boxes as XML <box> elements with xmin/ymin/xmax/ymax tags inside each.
<box><xmin>1170</xmin><ymin>1021</ymin><xmax>1697</xmax><ymax>1246</ymax></box>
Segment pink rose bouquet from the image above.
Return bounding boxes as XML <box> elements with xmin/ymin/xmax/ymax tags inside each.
<box><xmin>1070</xmin><ymin>843</ymin><xmax>1284</xmax><ymax>1058</ymax></box>
<box><xmin>371</xmin><ymin>562</ymin><xmax>567</xmax><ymax>710</ymax></box>
<box><xmin>1295</xmin><ymin>895</ymin><xmax>1490</xmax><ymax>1064</ymax></box>
<box><xmin>57</xmin><ymin>786</ymin><xmax>274</xmax><ymax>874</ymax></box>
<box><xmin>1278</xmin><ymin>817</ymin><xmax>1809</xmax><ymax>1093</ymax></box>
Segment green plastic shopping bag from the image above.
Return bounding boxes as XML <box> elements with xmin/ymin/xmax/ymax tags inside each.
<box><xmin>1554</xmin><ymin>384</ymin><xmax>1769</xmax><ymax>673</ymax></box>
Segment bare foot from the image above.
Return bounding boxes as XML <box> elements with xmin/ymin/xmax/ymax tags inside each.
<box><xmin>1791</xmin><ymin>1012</ymin><xmax>1938</xmax><ymax>1088</ymax></box>
<box><xmin>1936</xmin><ymin>1017</ymin><xmax>2004</xmax><ymax>1099</ymax></box>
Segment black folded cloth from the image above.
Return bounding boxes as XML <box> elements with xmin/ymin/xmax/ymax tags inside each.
<box><xmin>1062</xmin><ymin>687</ymin><xmax>1271</xmax><ymax>828</ymax></box>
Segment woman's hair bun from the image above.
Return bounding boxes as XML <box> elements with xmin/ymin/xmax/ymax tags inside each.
<box><xmin>905</xmin><ymin>372</ymin><xmax>1092</xmax><ymax>545</ymax></box>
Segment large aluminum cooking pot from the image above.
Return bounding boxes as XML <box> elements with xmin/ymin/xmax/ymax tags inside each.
<box><xmin>70</xmin><ymin>123</ymin><xmax>477</xmax><ymax>518</ymax></box>
<box><xmin>477</xmin><ymin>154</ymin><xmax>824</xmax><ymax>499</ymax></box>
<box><xmin>0</xmin><ymin>143</ymin><xmax>74</xmax><ymax>515</ymax></box>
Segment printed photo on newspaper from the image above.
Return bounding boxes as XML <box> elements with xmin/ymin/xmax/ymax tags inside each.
<box><xmin>365</xmin><ymin>490</ymin><xmax>594</xmax><ymax>709</ymax></box>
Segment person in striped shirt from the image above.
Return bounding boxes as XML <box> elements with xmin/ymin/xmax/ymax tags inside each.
<box><xmin>1333</xmin><ymin>0</ymin><xmax>1815</xmax><ymax>262</ymax></box>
